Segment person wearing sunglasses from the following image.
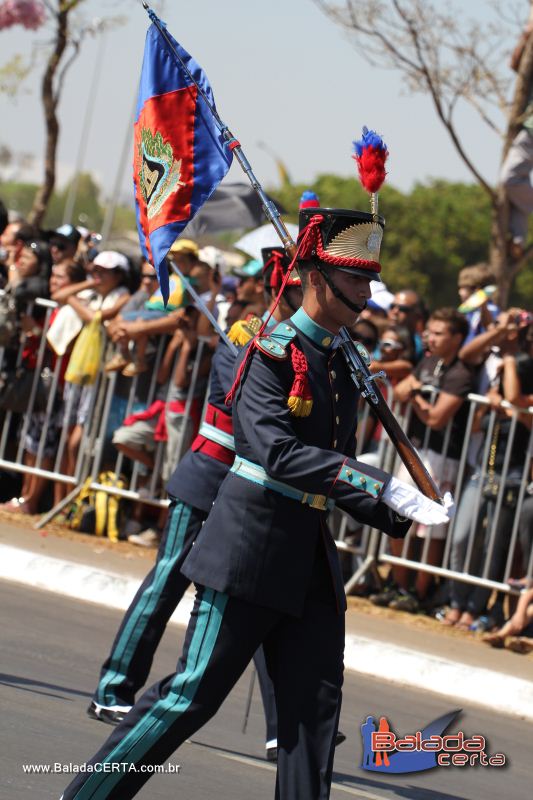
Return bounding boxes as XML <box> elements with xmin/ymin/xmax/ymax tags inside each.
<box><xmin>354</xmin><ymin>325</ymin><xmax>415</xmax><ymax>460</ymax></box>
<box><xmin>46</xmin><ymin>224</ymin><xmax>81</xmax><ymax>265</ymax></box>
<box><xmin>388</xmin><ymin>290</ymin><xmax>426</xmax><ymax>362</ymax></box>
<box><xmin>350</xmin><ymin>319</ymin><xmax>379</xmax><ymax>356</ymax></box>
<box><xmin>370</xmin><ymin>324</ymin><xmax>416</xmax><ymax>384</ymax></box>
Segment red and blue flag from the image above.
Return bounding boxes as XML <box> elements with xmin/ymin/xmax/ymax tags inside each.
<box><xmin>134</xmin><ymin>17</ymin><xmax>233</xmax><ymax>301</ymax></box>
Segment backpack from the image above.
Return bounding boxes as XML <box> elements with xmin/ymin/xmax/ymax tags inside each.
<box><xmin>66</xmin><ymin>472</ymin><xmax>125</xmax><ymax>542</ymax></box>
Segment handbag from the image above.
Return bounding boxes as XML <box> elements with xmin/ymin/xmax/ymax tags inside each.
<box><xmin>64</xmin><ymin>312</ymin><xmax>104</xmax><ymax>386</ymax></box>
<box><xmin>0</xmin><ymin>366</ymin><xmax>48</xmax><ymax>414</ymax></box>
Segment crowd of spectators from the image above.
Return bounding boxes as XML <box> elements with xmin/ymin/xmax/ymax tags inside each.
<box><xmin>360</xmin><ymin>281</ymin><xmax>533</xmax><ymax>642</ymax></box>
<box><xmin>0</xmin><ymin>199</ymin><xmax>532</xmax><ymax>649</ymax></box>
<box><xmin>0</xmin><ymin>206</ymin><xmax>267</xmax><ymax>536</ymax></box>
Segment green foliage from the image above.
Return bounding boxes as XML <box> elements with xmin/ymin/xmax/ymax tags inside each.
<box><xmin>46</xmin><ymin>173</ymin><xmax>104</xmax><ymax>229</ymax></box>
<box><xmin>269</xmin><ymin>176</ymin><xmax>492</xmax><ymax>309</ymax></box>
<box><xmin>0</xmin><ymin>55</ymin><xmax>32</xmax><ymax>98</ymax></box>
<box><xmin>0</xmin><ymin>171</ymin><xmax>503</xmax><ymax>311</ymax></box>
<box><xmin>111</xmin><ymin>204</ymin><xmax>136</xmax><ymax>234</ymax></box>
<box><xmin>512</xmin><ymin>267</ymin><xmax>533</xmax><ymax>308</ymax></box>
<box><xmin>0</xmin><ymin>180</ymin><xmax>39</xmax><ymax>215</ymax></box>
<box><xmin>0</xmin><ymin>172</ymin><xmax>133</xmax><ymax>234</ymax></box>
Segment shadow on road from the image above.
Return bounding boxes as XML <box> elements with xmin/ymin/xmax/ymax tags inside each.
<box><xmin>333</xmin><ymin>771</ymin><xmax>473</xmax><ymax>800</ymax></box>
<box><xmin>0</xmin><ymin>672</ymin><xmax>92</xmax><ymax>701</ymax></box>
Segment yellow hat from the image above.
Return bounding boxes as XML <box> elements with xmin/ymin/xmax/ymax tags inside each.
<box><xmin>169</xmin><ymin>238</ymin><xmax>199</xmax><ymax>256</ymax></box>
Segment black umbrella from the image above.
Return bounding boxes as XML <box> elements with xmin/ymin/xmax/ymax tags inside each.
<box><xmin>182</xmin><ymin>183</ymin><xmax>286</xmax><ymax>237</ymax></box>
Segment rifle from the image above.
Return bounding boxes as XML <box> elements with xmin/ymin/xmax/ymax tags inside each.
<box><xmin>283</xmin><ymin>243</ymin><xmax>443</xmax><ymax>504</ymax></box>
<box><xmin>337</xmin><ymin>328</ymin><xmax>443</xmax><ymax>502</ymax></box>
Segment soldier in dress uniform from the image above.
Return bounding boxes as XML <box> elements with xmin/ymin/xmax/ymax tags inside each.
<box><xmin>61</xmin><ymin>206</ymin><xmax>450</xmax><ymax>800</ymax></box>
<box><xmin>86</xmin><ymin>243</ymin><xmax>303</xmax><ymax>760</ymax></box>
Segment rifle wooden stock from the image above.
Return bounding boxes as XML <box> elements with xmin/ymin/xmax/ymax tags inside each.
<box><xmin>366</xmin><ymin>386</ymin><xmax>443</xmax><ymax>503</ymax></box>
<box><xmin>338</xmin><ymin>330</ymin><xmax>443</xmax><ymax>504</ymax></box>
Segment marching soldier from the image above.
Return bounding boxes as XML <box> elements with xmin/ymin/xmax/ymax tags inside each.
<box><xmin>61</xmin><ymin>205</ymin><xmax>450</xmax><ymax>800</ymax></box>
<box><xmin>86</xmin><ymin>244</ymin><xmax>303</xmax><ymax>761</ymax></box>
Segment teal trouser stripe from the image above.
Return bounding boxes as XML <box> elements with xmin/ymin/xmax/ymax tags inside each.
<box><xmin>96</xmin><ymin>501</ymin><xmax>192</xmax><ymax>706</ymax></box>
<box><xmin>75</xmin><ymin>587</ymin><xmax>228</xmax><ymax>799</ymax></box>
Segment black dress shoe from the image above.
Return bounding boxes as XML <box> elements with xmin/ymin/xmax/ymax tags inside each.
<box><xmin>266</xmin><ymin>745</ymin><xmax>278</xmax><ymax>762</ymax></box>
<box><xmin>335</xmin><ymin>731</ymin><xmax>346</xmax><ymax>746</ymax></box>
<box><xmin>87</xmin><ymin>701</ymin><xmax>130</xmax><ymax>726</ymax></box>
<box><xmin>100</xmin><ymin>707</ymin><xmax>129</xmax><ymax>726</ymax></box>
<box><xmin>86</xmin><ymin>701</ymin><xmax>100</xmax><ymax>721</ymax></box>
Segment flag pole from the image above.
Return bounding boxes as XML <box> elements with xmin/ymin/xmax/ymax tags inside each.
<box><xmin>137</xmin><ymin>3</ymin><xmax>444</xmax><ymax>504</ymax></box>
<box><xmin>169</xmin><ymin>263</ymin><xmax>237</xmax><ymax>355</ymax></box>
<box><xmin>138</xmin><ymin>1</ymin><xmax>297</xmax><ymax>257</ymax></box>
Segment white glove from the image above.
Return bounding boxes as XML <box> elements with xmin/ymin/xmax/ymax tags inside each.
<box><xmin>442</xmin><ymin>491</ymin><xmax>456</xmax><ymax>520</ymax></box>
<box><xmin>382</xmin><ymin>478</ymin><xmax>453</xmax><ymax>526</ymax></box>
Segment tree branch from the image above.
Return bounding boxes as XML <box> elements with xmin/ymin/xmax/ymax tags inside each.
<box><xmin>394</xmin><ymin>0</ymin><xmax>497</xmax><ymax>200</ymax></box>
<box><xmin>54</xmin><ymin>36</ymin><xmax>80</xmax><ymax>103</ymax></box>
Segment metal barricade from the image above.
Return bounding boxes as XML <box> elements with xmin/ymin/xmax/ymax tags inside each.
<box><xmin>343</xmin><ymin>384</ymin><xmax>533</xmax><ymax>598</ymax></box>
<box><xmin>2</xmin><ymin>303</ymin><xmax>531</xmax><ymax>603</ymax></box>
<box><xmin>0</xmin><ymin>298</ymin><xmax>211</xmax><ymax>529</ymax></box>
<box><xmin>331</xmin><ymin>381</ymin><xmax>397</xmax><ymax>592</ymax></box>
<box><xmin>87</xmin><ymin>334</ymin><xmax>209</xmax><ymax>511</ymax></box>
<box><xmin>0</xmin><ymin>299</ymin><xmax>81</xmax><ymax>490</ymax></box>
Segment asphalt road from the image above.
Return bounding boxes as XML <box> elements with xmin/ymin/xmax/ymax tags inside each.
<box><xmin>1</xmin><ymin>580</ymin><xmax>530</xmax><ymax>800</ymax></box>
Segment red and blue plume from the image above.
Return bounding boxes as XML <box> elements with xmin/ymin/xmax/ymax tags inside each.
<box><xmin>352</xmin><ymin>127</ymin><xmax>388</xmax><ymax>194</ymax></box>
<box><xmin>299</xmin><ymin>190</ymin><xmax>320</xmax><ymax>209</ymax></box>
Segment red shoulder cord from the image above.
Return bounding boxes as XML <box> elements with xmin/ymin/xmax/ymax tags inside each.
<box><xmin>287</xmin><ymin>342</ymin><xmax>313</xmax><ymax>416</ymax></box>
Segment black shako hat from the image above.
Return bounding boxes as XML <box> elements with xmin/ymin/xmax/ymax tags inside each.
<box><xmin>261</xmin><ymin>246</ymin><xmax>301</xmax><ymax>291</ymax></box>
<box><xmin>295</xmin><ymin>207</ymin><xmax>384</xmax><ymax>282</ymax></box>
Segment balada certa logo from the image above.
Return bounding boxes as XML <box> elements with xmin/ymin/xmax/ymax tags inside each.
<box><xmin>361</xmin><ymin>710</ymin><xmax>506</xmax><ymax>773</ymax></box>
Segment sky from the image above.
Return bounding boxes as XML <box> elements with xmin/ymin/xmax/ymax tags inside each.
<box><xmin>0</xmin><ymin>0</ymin><xmax>522</xmax><ymax>215</ymax></box>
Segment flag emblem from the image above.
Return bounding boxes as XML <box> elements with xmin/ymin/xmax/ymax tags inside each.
<box><xmin>136</xmin><ymin>126</ymin><xmax>186</xmax><ymax>218</ymax></box>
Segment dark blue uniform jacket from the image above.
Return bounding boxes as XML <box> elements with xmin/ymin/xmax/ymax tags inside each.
<box><xmin>182</xmin><ymin>314</ymin><xmax>411</xmax><ymax>616</ymax></box>
<box><xmin>166</xmin><ymin>338</ymin><xmax>236</xmax><ymax>513</ymax></box>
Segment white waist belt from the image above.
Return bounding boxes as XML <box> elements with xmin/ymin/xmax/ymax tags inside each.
<box><xmin>198</xmin><ymin>421</ymin><xmax>235</xmax><ymax>451</ymax></box>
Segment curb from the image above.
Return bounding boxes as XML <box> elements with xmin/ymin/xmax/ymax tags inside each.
<box><xmin>1</xmin><ymin>543</ymin><xmax>532</xmax><ymax>721</ymax></box>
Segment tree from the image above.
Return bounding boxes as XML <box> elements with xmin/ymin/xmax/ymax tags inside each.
<box><xmin>269</xmin><ymin>174</ymin><xmax>491</xmax><ymax>306</ymax></box>
<box><xmin>0</xmin><ymin>1</ymin><xmax>123</xmax><ymax>228</ymax></box>
<box><xmin>29</xmin><ymin>1</ymin><xmax>86</xmax><ymax>226</ymax></box>
<box><xmin>314</xmin><ymin>0</ymin><xmax>533</xmax><ymax>307</ymax></box>
<box><xmin>0</xmin><ymin>172</ymin><xmax>138</xmax><ymax>240</ymax></box>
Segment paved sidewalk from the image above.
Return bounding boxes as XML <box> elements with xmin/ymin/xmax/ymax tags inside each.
<box><xmin>1</xmin><ymin>518</ymin><xmax>532</xmax><ymax>721</ymax></box>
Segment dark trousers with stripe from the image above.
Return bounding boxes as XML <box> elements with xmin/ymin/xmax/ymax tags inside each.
<box><xmin>94</xmin><ymin>499</ymin><xmax>206</xmax><ymax>709</ymax></box>
<box><xmin>63</xmin><ymin>546</ymin><xmax>344</xmax><ymax>800</ymax></box>
<box><xmin>93</xmin><ymin>498</ymin><xmax>277</xmax><ymax>742</ymax></box>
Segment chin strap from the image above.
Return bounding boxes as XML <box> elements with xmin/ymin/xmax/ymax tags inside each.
<box><xmin>313</xmin><ymin>260</ymin><xmax>367</xmax><ymax>315</ymax></box>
